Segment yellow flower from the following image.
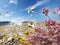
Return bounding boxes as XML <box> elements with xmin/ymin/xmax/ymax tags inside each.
<box><xmin>18</xmin><ymin>37</ymin><xmax>25</xmax><ymax>43</ymax></box>
<box><xmin>34</xmin><ymin>29</ymin><xmax>37</xmax><ymax>33</ymax></box>
<box><xmin>24</xmin><ymin>30</ymin><xmax>29</xmax><ymax>36</ymax></box>
<box><xmin>24</xmin><ymin>42</ymin><xmax>28</xmax><ymax>45</ymax></box>
<box><xmin>24</xmin><ymin>42</ymin><xmax>30</xmax><ymax>45</ymax></box>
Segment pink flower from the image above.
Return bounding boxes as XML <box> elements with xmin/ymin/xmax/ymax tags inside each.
<box><xmin>42</xmin><ymin>8</ymin><xmax>49</xmax><ymax>16</ymax></box>
<box><xmin>53</xmin><ymin>8</ymin><xmax>59</xmax><ymax>14</ymax></box>
<box><xmin>52</xmin><ymin>43</ymin><xmax>58</xmax><ymax>45</ymax></box>
<box><xmin>55</xmin><ymin>26</ymin><xmax>60</xmax><ymax>34</ymax></box>
<box><xmin>25</xmin><ymin>20</ymin><xmax>60</xmax><ymax>45</ymax></box>
<box><xmin>44</xmin><ymin>20</ymin><xmax>56</xmax><ymax>26</ymax></box>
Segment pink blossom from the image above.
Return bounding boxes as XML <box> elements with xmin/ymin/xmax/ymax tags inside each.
<box><xmin>44</xmin><ymin>20</ymin><xmax>56</xmax><ymax>26</ymax></box>
<box><xmin>25</xmin><ymin>20</ymin><xmax>60</xmax><ymax>45</ymax></box>
<box><xmin>53</xmin><ymin>8</ymin><xmax>59</xmax><ymax>14</ymax></box>
<box><xmin>42</xmin><ymin>8</ymin><xmax>49</xmax><ymax>16</ymax></box>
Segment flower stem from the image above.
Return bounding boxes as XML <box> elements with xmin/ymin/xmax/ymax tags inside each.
<box><xmin>47</xmin><ymin>15</ymin><xmax>50</xmax><ymax>20</ymax></box>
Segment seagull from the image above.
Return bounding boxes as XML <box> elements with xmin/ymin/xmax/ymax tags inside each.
<box><xmin>28</xmin><ymin>8</ymin><xmax>34</xmax><ymax>14</ymax></box>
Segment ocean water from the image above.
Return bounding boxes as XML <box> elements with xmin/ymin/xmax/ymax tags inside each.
<box><xmin>0</xmin><ymin>22</ymin><xmax>10</xmax><ymax>26</ymax></box>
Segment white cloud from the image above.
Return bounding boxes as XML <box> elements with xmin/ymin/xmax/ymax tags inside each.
<box><xmin>11</xmin><ymin>17</ymin><xmax>27</xmax><ymax>25</ymax></box>
<box><xmin>26</xmin><ymin>0</ymin><xmax>49</xmax><ymax>10</ymax></box>
<box><xmin>9</xmin><ymin>0</ymin><xmax>17</xmax><ymax>4</ymax></box>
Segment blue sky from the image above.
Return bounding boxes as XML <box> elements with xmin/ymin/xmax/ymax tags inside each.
<box><xmin>0</xmin><ymin>0</ymin><xmax>60</xmax><ymax>22</ymax></box>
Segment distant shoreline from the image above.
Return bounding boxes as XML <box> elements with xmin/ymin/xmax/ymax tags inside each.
<box><xmin>0</xmin><ymin>21</ymin><xmax>10</xmax><ymax>26</ymax></box>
